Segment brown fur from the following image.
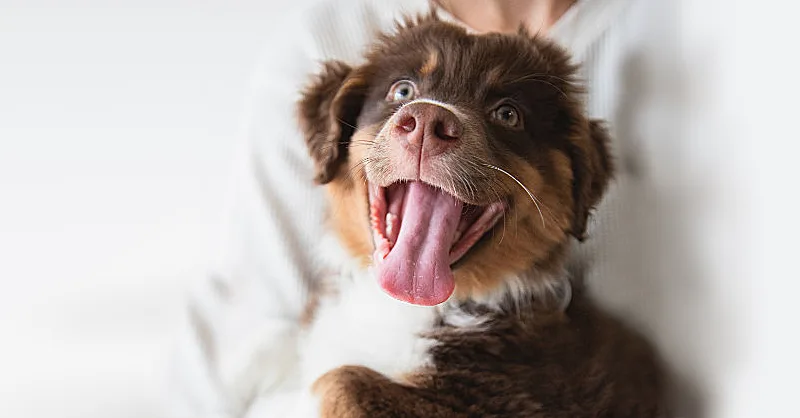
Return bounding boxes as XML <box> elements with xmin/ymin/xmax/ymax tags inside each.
<box><xmin>313</xmin><ymin>296</ymin><xmax>662</xmax><ymax>418</ymax></box>
<box><xmin>296</xmin><ymin>12</ymin><xmax>664</xmax><ymax>418</ymax></box>
<box><xmin>297</xmin><ymin>61</ymin><xmax>370</xmax><ymax>184</ymax></box>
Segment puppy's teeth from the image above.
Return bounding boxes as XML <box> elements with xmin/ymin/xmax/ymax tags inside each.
<box><xmin>385</xmin><ymin>213</ymin><xmax>395</xmax><ymax>237</ymax></box>
<box><xmin>453</xmin><ymin>229</ymin><xmax>462</xmax><ymax>243</ymax></box>
<box><xmin>373</xmin><ymin>237</ymin><xmax>391</xmax><ymax>261</ymax></box>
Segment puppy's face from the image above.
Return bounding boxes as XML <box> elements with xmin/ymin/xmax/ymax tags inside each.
<box><xmin>298</xmin><ymin>16</ymin><xmax>612</xmax><ymax>306</ymax></box>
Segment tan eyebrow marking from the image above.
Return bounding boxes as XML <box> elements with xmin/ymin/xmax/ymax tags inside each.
<box><xmin>419</xmin><ymin>50</ymin><xmax>439</xmax><ymax>76</ymax></box>
<box><xmin>485</xmin><ymin>66</ymin><xmax>505</xmax><ymax>87</ymax></box>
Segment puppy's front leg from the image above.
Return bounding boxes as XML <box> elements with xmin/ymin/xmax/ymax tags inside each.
<box><xmin>312</xmin><ymin>365</ymin><xmax>464</xmax><ymax>418</ymax></box>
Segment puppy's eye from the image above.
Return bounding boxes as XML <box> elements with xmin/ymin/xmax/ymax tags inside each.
<box><xmin>492</xmin><ymin>104</ymin><xmax>522</xmax><ymax>128</ymax></box>
<box><xmin>387</xmin><ymin>80</ymin><xmax>417</xmax><ymax>102</ymax></box>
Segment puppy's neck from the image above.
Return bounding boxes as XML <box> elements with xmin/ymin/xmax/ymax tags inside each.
<box><xmin>455</xmin><ymin>268</ymin><xmax>573</xmax><ymax>316</ymax></box>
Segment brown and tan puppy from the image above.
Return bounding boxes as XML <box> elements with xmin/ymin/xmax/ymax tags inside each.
<box><xmin>289</xmin><ymin>13</ymin><xmax>664</xmax><ymax>418</ymax></box>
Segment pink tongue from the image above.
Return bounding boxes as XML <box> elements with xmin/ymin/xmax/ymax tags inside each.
<box><xmin>377</xmin><ymin>181</ymin><xmax>462</xmax><ymax>306</ymax></box>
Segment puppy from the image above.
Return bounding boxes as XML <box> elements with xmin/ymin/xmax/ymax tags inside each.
<box><xmin>291</xmin><ymin>14</ymin><xmax>664</xmax><ymax>418</ymax></box>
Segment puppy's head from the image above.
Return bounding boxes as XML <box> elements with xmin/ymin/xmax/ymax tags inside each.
<box><xmin>298</xmin><ymin>15</ymin><xmax>612</xmax><ymax>306</ymax></box>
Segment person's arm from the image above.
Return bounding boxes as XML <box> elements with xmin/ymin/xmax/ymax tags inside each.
<box><xmin>165</xmin><ymin>7</ymin><xmax>331</xmax><ymax>417</ymax></box>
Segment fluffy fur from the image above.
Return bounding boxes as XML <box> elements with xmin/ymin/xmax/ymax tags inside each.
<box><xmin>269</xmin><ymin>13</ymin><xmax>666</xmax><ymax>417</ymax></box>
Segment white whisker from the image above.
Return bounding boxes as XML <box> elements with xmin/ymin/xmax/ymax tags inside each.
<box><xmin>483</xmin><ymin>164</ymin><xmax>546</xmax><ymax>228</ymax></box>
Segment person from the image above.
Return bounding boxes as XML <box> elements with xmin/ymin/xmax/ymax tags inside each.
<box><xmin>167</xmin><ymin>0</ymin><xmax>697</xmax><ymax>417</ymax></box>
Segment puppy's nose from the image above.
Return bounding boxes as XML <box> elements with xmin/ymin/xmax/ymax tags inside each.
<box><xmin>392</xmin><ymin>102</ymin><xmax>462</xmax><ymax>157</ymax></box>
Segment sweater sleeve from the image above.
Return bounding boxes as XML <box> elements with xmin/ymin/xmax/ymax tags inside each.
<box><xmin>164</xmin><ymin>1</ymin><xmax>431</xmax><ymax>417</ymax></box>
<box><xmin>165</xmin><ymin>5</ymin><xmax>333</xmax><ymax>418</ymax></box>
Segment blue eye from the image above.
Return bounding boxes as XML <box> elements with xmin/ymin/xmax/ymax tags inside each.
<box><xmin>492</xmin><ymin>104</ymin><xmax>522</xmax><ymax>128</ymax></box>
<box><xmin>387</xmin><ymin>80</ymin><xmax>417</xmax><ymax>102</ymax></box>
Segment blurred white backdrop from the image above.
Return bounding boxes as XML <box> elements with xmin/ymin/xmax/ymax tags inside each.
<box><xmin>0</xmin><ymin>1</ymin><xmax>306</xmax><ymax>417</ymax></box>
<box><xmin>1</xmin><ymin>1</ymin><xmax>799</xmax><ymax>418</ymax></box>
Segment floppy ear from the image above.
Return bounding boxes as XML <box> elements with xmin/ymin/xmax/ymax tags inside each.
<box><xmin>297</xmin><ymin>60</ymin><xmax>369</xmax><ymax>184</ymax></box>
<box><xmin>570</xmin><ymin>119</ymin><xmax>614</xmax><ymax>240</ymax></box>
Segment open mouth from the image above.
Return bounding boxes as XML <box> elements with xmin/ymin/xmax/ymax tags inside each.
<box><xmin>368</xmin><ymin>181</ymin><xmax>505</xmax><ymax>306</ymax></box>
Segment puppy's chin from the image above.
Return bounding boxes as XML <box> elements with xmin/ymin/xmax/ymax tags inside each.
<box><xmin>323</xmin><ymin>131</ymin><xmax>575</xmax><ymax>307</ymax></box>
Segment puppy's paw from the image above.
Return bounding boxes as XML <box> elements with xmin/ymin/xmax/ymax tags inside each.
<box><xmin>312</xmin><ymin>365</ymin><xmax>387</xmax><ymax>418</ymax></box>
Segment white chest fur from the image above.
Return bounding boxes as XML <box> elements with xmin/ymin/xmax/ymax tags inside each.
<box><xmin>298</xmin><ymin>268</ymin><xmax>438</xmax><ymax>386</ymax></box>
<box><xmin>245</xmin><ymin>262</ymin><xmax>499</xmax><ymax>418</ymax></box>
<box><xmin>244</xmin><ymin>269</ymin><xmax>441</xmax><ymax>418</ymax></box>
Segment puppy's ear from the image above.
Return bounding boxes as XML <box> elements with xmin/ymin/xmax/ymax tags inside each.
<box><xmin>570</xmin><ymin>119</ymin><xmax>614</xmax><ymax>240</ymax></box>
<box><xmin>297</xmin><ymin>60</ymin><xmax>368</xmax><ymax>184</ymax></box>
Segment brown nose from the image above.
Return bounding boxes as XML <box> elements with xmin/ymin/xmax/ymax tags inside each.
<box><xmin>392</xmin><ymin>102</ymin><xmax>462</xmax><ymax>157</ymax></box>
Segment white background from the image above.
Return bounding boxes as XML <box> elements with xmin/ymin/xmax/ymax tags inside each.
<box><xmin>0</xmin><ymin>1</ymin><xmax>294</xmax><ymax>417</ymax></box>
<box><xmin>1</xmin><ymin>1</ymin><xmax>799</xmax><ymax>418</ymax></box>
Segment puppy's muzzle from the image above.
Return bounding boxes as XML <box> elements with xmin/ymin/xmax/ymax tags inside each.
<box><xmin>392</xmin><ymin>102</ymin><xmax>462</xmax><ymax>158</ymax></box>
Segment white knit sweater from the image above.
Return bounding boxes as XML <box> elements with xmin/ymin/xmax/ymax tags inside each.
<box><xmin>167</xmin><ymin>0</ymin><xmax>696</xmax><ymax>417</ymax></box>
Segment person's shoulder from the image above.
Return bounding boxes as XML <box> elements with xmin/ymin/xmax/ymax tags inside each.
<box><xmin>276</xmin><ymin>0</ymin><xmax>432</xmax><ymax>62</ymax></box>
